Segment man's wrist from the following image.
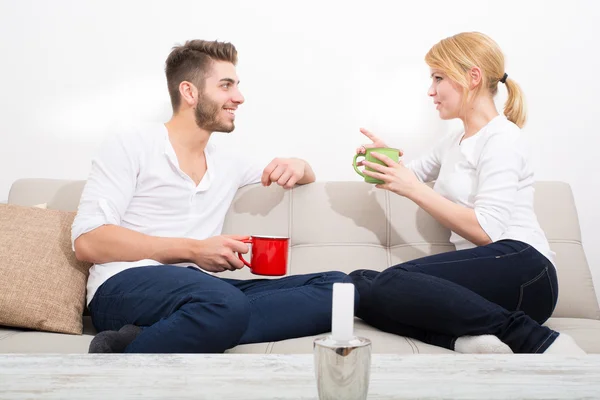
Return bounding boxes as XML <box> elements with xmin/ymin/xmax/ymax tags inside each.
<box><xmin>149</xmin><ymin>237</ymin><xmax>195</xmax><ymax>264</ymax></box>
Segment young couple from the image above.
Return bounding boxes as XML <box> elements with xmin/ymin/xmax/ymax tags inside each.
<box><xmin>75</xmin><ymin>33</ymin><xmax>585</xmax><ymax>355</ymax></box>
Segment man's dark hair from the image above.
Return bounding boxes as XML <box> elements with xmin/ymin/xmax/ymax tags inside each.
<box><xmin>165</xmin><ymin>40</ymin><xmax>237</xmax><ymax>112</ymax></box>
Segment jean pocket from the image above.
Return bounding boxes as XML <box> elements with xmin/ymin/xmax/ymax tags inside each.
<box><xmin>516</xmin><ymin>267</ymin><xmax>555</xmax><ymax>324</ymax></box>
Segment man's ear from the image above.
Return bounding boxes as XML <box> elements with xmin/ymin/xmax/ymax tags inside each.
<box><xmin>469</xmin><ymin>67</ymin><xmax>483</xmax><ymax>89</ymax></box>
<box><xmin>179</xmin><ymin>81</ymin><xmax>198</xmax><ymax>107</ymax></box>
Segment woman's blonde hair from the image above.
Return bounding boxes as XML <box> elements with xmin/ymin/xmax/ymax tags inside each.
<box><xmin>425</xmin><ymin>32</ymin><xmax>526</xmax><ymax>128</ymax></box>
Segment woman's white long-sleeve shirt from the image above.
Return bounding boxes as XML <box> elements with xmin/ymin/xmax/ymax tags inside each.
<box><xmin>407</xmin><ymin>115</ymin><xmax>555</xmax><ymax>265</ymax></box>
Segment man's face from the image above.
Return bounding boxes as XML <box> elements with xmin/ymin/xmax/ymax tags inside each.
<box><xmin>194</xmin><ymin>61</ymin><xmax>244</xmax><ymax>133</ymax></box>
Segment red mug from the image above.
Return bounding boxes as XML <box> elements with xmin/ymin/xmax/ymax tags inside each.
<box><xmin>238</xmin><ymin>236</ymin><xmax>289</xmax><ymax>276</ymax></box>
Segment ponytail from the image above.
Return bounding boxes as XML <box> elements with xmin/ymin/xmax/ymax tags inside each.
<box><xmin>503</xmin><ymin>78</ymin><xmax>527</xmax><ymax>128</ymax></box>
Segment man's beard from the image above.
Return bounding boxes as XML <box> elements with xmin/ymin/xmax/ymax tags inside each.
<box><xmin>194</xmin><ymin>93</ymin><xmax>234</xmax><ymax>133</ymax></box>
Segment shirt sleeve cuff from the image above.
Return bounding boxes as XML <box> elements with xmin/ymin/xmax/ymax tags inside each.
<box><xmin>474</xmin><ymin>209</ymin><xmax>504</xmax><ymax>242</ymax></box>
<box><xmin>70</xmin><ymin>199</ymin><xmax>122</xmax><ymax>250</ymax></box>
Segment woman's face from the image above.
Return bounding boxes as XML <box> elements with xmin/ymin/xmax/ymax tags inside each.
<box><xmin>428</xmin><ymin>69</ymin><xmax>464</xmax><ymax>120</ymax></box>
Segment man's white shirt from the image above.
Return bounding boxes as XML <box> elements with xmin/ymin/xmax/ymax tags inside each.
<box><xmin>72</xmin><ymin>123</ymin><xmax>265</xmax><ymax>305</ymax></box>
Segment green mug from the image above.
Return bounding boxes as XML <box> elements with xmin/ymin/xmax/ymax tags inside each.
<box><xmin>353</xmin><ymin>147</ymin><xmax>400</xmax><ymax>184</ymax></box>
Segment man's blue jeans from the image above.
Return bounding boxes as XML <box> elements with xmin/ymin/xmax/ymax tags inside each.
<box><xmin>89</xmin><ymin>266</ymin><xmax>353</xmax><ymax>353</ymax></box>
<box><xmin>350</xmin><ymin>240</ymin><xmax>559</xmax><ymax>353</ymax></box>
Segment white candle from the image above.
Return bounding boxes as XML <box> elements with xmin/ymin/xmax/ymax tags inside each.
<box><xmin>331</xmin><ymin>282</ymin><xmax>355</xmax><ymax>342</ymax></box>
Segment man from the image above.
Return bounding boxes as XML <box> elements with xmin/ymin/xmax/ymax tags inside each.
<box><xmin>73</xmin><ymin>39</ymin><xmax>351</xmax><ymax>353</ymax></box>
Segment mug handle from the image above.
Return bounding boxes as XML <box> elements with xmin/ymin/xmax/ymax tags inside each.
<box><xmin>353</xmin><ymin>153</ymin><xmax>365</xmax><ymax>178</ymax></box>
<box><xmin>238</xmin><ymin>238</ymin><xmax>252</xmax><ymax>268</ymax></box>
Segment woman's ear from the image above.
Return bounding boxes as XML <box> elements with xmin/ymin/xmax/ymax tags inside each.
<box><xmin>469</xmin><ymin>67</ymin><xmax>482</xmax><ymax>89</ymax></box>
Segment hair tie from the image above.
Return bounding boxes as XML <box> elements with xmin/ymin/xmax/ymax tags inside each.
<box><xmin>500</xmin><ymin>73</ymin><xmax>508</xmax><ymax>84</ymax></box>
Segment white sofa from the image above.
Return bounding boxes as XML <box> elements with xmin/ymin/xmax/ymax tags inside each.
<box><xmin>1</xmin><ymin>179</ymin><xmax>599</xmax><ymax>354</ymax></box>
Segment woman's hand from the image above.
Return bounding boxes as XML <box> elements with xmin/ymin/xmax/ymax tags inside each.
<box><xmin>362</xmin><ymin>152</ymin><xmax>422</xmax><ymax>198</ymax></box>
<box><xmin>355</xmin><ymin>128</ymin><xmax>403</xmax><ymax>166</ymax></box>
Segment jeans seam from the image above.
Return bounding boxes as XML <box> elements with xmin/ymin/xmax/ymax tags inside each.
<box><xmin>402</xmin><ymin>244</ymin><xmax>533</xmax><ymax>270</ymax></box>
<box><xmin>246</xmin><ymin>277</ymin><xmax>327</xmax><ymax>303</ymax></box>
<box><xmin>385</xmin><ymin>190</ymin><xmax>392</xmax><ymax>267</ymax></box>
<box><xmin>492</xmin><ymin>244</ymin><xmax>532</xmax><ymax>259</ymax></box>
<box><xmin>548</xmin><ymin>267</ymin><xmax>557</xmax><ymax>309</ymax></box>
<box><xmin>516</xmin><ymin>267</ymin><xmax>548</xmax><ymax>311</ymax></box>
<box><xmin>533</xmin><ymin>332</ymin><xmax>554</xmax><ymax>353</ymax></box>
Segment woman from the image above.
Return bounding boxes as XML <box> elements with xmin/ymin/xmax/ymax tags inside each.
<box><xmin>351</xmin><ymin>32</ymin><xmax>585</xmax><ymax>354</ymax></box>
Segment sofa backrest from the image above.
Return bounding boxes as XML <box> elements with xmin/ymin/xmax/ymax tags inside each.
<box><xmin>8</xmin><ymin>178</ymin><xmax>599</xmax><ymax>320</ymax></box>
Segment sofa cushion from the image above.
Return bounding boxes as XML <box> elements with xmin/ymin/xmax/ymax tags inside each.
<box><xmin>0</xmin><ymin>204</ymin><xmax>92</xmax><ymax>334</ymax></box>
<box><xmin>219</xmin><ymin>182</ymin><xmax>600</xmax><ymax>321</ymax></box>
<box><xmin>0</xmin><ymin>317</ymin><xmax>423</xmax><ymax>354</ymax></box>
<box><xmin>265</xmin><ymin>319</ymin><xmax>426</xmax><ymax>354</ymax></box>
<box><xmin>0</xmin><ymin>316</ymin><xmax>96</xmax><ymax>353</ymax></box>
<box><xmin>3</xmin><ymin>316</ymin><xmax>596</xmax><ymax>354</ymax></box>
<box><xmin>544</xmin><ymin>317</ymin><xmax>600</xmax><ymax>353</ymax></box>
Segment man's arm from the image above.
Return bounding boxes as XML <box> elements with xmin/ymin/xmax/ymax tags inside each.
<box><xmin>71</xmin><ymin>129</ymin><xmax>173</xmax><ymax>265</ymax></box>
<box><xmin>71</xmin><ymin>128</ymin><xmax>140</xmax><ymax>254</ymax></box>
<box><xmin>74</xmin><ymin>225</ymin><xmax>191</xmax><ymax>264</ymax></box>
<box><xmin>72</xmin><ymin>128</ymin><xmax>250</xmax><ymax>272</ymax></box>
<box><xmin>75</xmin><ymin>225</ymin><xmax>251</xmax><ymax>272</ymax></box>
<box><xmin>261</xmin><ymin>157</ymin><xmax>316</xmax><ymax>188</ymax></box>
<box><xmin>295</xmin><ymin>158</ymin><xmax>315</xmax><ymax>184</ymax></box>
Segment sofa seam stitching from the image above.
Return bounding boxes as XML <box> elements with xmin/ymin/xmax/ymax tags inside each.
<box><xmin>406</xmin><ymin>337</ymin><xmax>419</xmax><ymax>354</ymax></box>
<box><xmin>0</xmin><ymin>331</ymin><xmax>23</xmax><ymax>341</ymax></box>
<box><xmin>548</xmin><ymin>239</ymin><xmax>582</xmax><ymax>245</ymax></box>
<box><xmin>288</xmin><ymin>188</ymin><xmax>293</xmax><ymax>275</ymax></box>
<box><xmin>386</xmin><ymin>191</ymin><xmax>391</xmax><ymax>267</ymax></box>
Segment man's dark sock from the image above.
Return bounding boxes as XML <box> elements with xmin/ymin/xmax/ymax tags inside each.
<box><xmin>89</xmin><ymin>324</ymin><xmax>142</xmax><ymax>353</ymax></box>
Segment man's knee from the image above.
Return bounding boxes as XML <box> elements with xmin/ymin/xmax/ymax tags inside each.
<box><xmin>349</xmin><ymin>269</ymin><xmax>380</xmax><ymax>283</ymax></box>
<box><xmin>320</xmin><ymin>271</ymin><xmax>352</xmax><ymax>285</ymax></box>
<box><xmin>316</xmin><ymin>271</ymin><xmax>362</xmax><ymax>312</ymax></box>
<box><xmin>183</xmin><ymin>286</ymin><xmax>251</xmax><ymax>350</ymax></box>
<box><xmin>203</xmin><ymin>287</ymin><xmax>250</xmax><ymax>329</ymax></box>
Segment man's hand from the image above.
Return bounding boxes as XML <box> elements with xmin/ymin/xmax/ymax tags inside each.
<box><xmin>261</xmin><ymin>157</ymin><xmax>314</xmax><ymax>189</ymax></box>
<box><xmin>190</xmin><ymin>235</ymin><xmax>250</xmax><ymax>272</ymax></box>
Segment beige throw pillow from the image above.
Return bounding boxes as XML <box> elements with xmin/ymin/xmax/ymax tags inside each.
<box><xmin>0</xmin><ymin>204</ymin><xmax>92</xmax><ymax>334</ymax></box>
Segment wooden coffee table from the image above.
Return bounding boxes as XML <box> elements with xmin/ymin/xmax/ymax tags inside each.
<box><xmin>1</xmin><ymin>354</ymin><xmax>599</xmax><ymax>399</ymax></box>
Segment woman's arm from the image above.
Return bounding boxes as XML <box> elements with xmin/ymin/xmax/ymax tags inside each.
<box><xmin>408</xmin><ymin>184</ymin><xmax>492</xmax><ymax>246</ymax></box>
<box><xmin>362</xmin><ymin>132</ymin><xmax>522</xmax><ymax>246</ymax></box>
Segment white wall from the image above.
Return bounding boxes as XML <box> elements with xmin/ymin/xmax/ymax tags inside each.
<box><xmin>1</xmin><ymin>0</ymin><xmax>599</xmax><ymax>301</ymax></box>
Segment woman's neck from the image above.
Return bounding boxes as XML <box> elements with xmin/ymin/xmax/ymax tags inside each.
<box><xmin>460</xmin><ymin>95</ymin><xmax>500</xmax><ymax>140</ymax></box>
